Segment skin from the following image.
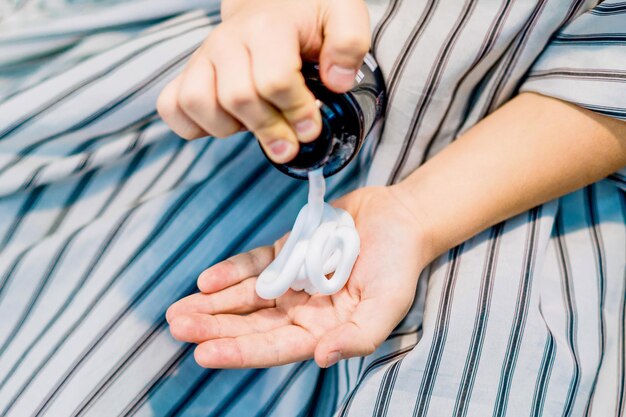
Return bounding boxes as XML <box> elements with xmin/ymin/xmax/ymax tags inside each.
<box><xmin>166</xmin><ymin>187</ymin><xmax>428</xmax><ymax>368</ymax></box>
<box><xmin>157</xmin><ymin>0</ymin><xmax>371</xmax><ymax>163</ymax></box>
<box><xmin>161</xmin><ymin>0</ymin><xmax>626</xmax><ymax>368</ymax></box>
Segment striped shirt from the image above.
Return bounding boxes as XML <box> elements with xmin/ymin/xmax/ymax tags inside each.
<box><xmin>0</xmin><ymin>0</ymin><xmax>624</xmax><ymax>416</ymax></box>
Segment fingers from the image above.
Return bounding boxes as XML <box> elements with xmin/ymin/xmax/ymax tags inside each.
<box><xmin>318</xmin><ymin>0</ymin><xmax>371</xmax><ymax>92</ymax></box>
<box><xmin>158</xmin><ymin>0</ymin><xmax>370</xmax><ymax>157</ymax></box>
<box><xmin>166</xmin><ymin>278</ymin><xmax>274</xmax><ymax>322</ymax></box>
<box><xmin>156</xmin><ymin>76</ymin><xmax>208</xmax><ymax>140</ymax></box>
<box><xmin>313</xmin><ymin>297</ymin><xmax>401</xmax><ymax>368</ymax></box>
<box><xmin>169</xmin><ymin>309</ymin><xmax>289</xmax><ymax>343</ymax></box>
<box><xmin>209</xmin><ymin>30</ymin><xmax>299</xmax><ymax>163</ymax></box>
<box><xmin>197</xmin><ymin>246</ymin><xmax>275</xmax><ymax>293</ymax></box>
<box><xmin>248</xmin><ymin>26</ymin><xmax>322</xmax><ymax>143</ymax></box>
<box><xmin>194</xmin><ymin>325</ymin><xmax>317</xmax><ymax>368</ymax></box>
<box><xmin>177</xmin><ymin>51</ymin><xmax>243</xmax><ymax>138</ymax></box>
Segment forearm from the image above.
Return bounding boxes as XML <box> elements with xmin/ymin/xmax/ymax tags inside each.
<box><xmin>393</xmin><ymin>92</ymin><xmax>626</xmax><ymax>263</ymax></box>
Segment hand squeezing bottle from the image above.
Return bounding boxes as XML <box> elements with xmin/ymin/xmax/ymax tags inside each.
<box><xmin>255</xmin><ymin>53</ymin><xmax>386</xmax><ymax>300</ymax></box>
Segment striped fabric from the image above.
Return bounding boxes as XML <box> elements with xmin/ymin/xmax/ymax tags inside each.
<box><xmin>0</xmin><ymin>0</ymin><xmax>624</xmax><ymax>416</ymax></box>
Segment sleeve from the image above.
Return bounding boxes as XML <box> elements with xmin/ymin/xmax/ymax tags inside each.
<box><xmin>518</xmin><ymin>0</ymin><xmax>626</xmax><ymax>189</ymax></box>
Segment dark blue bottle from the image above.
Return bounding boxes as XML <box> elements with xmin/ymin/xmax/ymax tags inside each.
<box><xmin>263</xmin><ymin>53</ymin><xmax>386</xmax><ymax>179</ymax></box>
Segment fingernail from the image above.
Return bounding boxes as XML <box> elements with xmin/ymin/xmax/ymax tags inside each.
<box><xmin>326</xmin><ymin>351</ymin><xmax>342</xmax><ymax>367</ymax></box>
<box><xmin>328</xmin><ymin>65</ymin><xmax>356</xmax><ymax>90</ymax></box>
<box><xmin>269</xmin><ymin>140</ymin><xmax>292</xmax><ymax>159</ymax></box>
<box><xmin>295</xmin><ymin>119</ymin><xmax>317</xmax><ymax>139</ymax></box>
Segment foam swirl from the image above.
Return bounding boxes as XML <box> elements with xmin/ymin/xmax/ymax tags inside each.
<box><xmin>255</xmin><ymin>169</ymin><xmax>360</xmax><ymax>300</ymax></box>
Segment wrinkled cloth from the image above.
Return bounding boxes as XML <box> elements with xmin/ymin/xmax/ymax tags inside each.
<box><xmin>0</xmin><ymin>1</ymin><xmax>624</xmax><ymax>416</ymax></box>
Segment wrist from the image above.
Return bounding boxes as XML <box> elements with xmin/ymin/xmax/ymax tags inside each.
<box><xmin>387</xmin><ymin>182</ymin><xmax>439</xmax><ymax>267</ymax></box>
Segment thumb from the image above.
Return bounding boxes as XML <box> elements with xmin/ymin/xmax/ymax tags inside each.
<box><xmin>314</xmin><ymin>297</ymin><xmax>401</xmax><ymax>368</ymax></box>
<box><xmin>318</xmin><ymin>0</ymin><xmax>371</xmax><ymax>93</ymax></box>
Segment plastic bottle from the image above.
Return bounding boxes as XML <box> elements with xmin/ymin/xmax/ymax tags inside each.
<box><xmin>263</xmin><ymin>53</ymin><xmax>386</xmax><ymax>179</ymax></box>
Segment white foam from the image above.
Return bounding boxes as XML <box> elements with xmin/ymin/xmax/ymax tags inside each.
<box><xmin>255</xmin><ymin>169</ymin><xmax>360</xmax><ymax>299</ymax></box>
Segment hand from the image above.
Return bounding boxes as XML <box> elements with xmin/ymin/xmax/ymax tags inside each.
<box><xmin>166</xmin><ymin>185</ymin><xmax>433</xmax><ymax>368</ymax></box>
<box><xmin>156</xmin><ymin>0</ymin><xmax>371</xmax><ymax>163</ymax></box>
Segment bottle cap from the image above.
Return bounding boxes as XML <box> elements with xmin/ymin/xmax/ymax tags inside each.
<box><xmin>260</xmin><ymin>58</ymin><xmax>384</xmax><ymax>180</ymax></box>
<box><xmin>266</xmin><ymin>95</ymin><xmax>361</xmax><ymax>180</ymax></box>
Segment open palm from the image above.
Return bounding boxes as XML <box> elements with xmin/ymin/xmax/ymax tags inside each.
<box><xmin>166</xmin><ymin>186</ymin><xmax>429</xmax><ymax>368</ymax></box>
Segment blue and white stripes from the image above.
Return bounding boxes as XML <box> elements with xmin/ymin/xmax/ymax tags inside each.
<box><xmin>0</xmin><ymin>1</ymin><xmax>624</xmax><ymax>416</ymax></box>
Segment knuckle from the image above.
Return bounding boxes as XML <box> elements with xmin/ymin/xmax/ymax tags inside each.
<box><xmin>249</xmin><ymin>12</ymin><xmax>278</xmax><ymax>33</ymax></box>
<box><xmin>263</xmin><ymin>332</ymin><xmax>281</xmax><ymax>364</ymax></box>
<box><xmin>221</xmin><ymin>258</ymin><xmax>238</xmax><ymax>278</ymax></box>
<box><xmin>256</xmin><ymin>74</ymin><xmax>293</xmax><ymax>99</ymax></box>
<box><xmin>156</xmin><ymin>93</ymin><xmax>176</xmax><ymax>121</ymax></box>
<box><xmin>233</xmin><ymin>340</ymin><xmax>246</xmax><ymax>367</ymax></box>
<box><xmin>242</xmin><ymin>285</ymin><xmax>258</xmax><ymax>309</ymax></box>
<box><xmin>206</xmin><ymin>26</ymin><xmax>229</xmax><ymax>49</ymax></box>
<box><xmin>221</xmin><ymin>88</ymin><xmax>255</xmax><ymax>111</ymax></box>
<box><xmin>246</xmin><ymin>250</ymin><xmax>263</xmax><ymax>273</ymax></box>
<box><xmin>178</xmin><ymin>88</ymin><xmax>206</xmax><ymax>114</ymax></box>
<box><xmin>285</xmin><ymin>99</ymin><xmax>317</xmax><ymax>121</ymax></box>
<box><xmin>211</xmin><ymin>316</ymin><xmax>224</xmax><ymax>338</ymax></box>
